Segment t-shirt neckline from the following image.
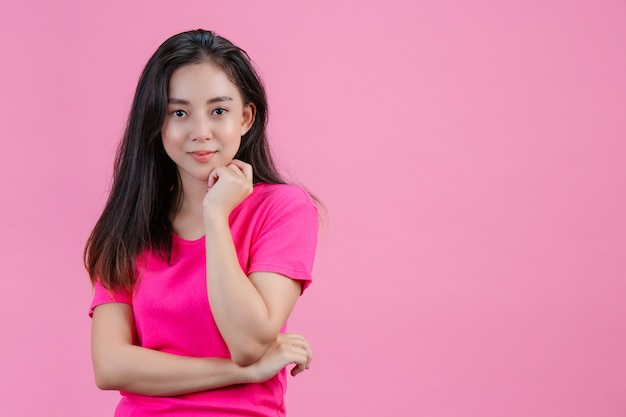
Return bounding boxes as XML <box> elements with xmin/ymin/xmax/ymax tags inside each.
<box><xmin>172</xmin><ymin>233</ymin><xmax>205</xmax><ymax>246</ymax></box>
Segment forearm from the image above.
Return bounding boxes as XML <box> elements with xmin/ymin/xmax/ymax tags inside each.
<box><xmin>93</xmin><ymin>344</ymin><xmax>253</xmax><ymax>396</ymax></box>
<box><xmin>203</xmin><ymin>212</ymin><xmax>277</xmax><ymax>364</ymax></box>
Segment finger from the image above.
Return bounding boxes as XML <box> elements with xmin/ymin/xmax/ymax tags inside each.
<box><xmin>225</xmin><ymin>163</ymin><xmax>246</xmax><ymax>177</ymax></box>
<box><xmin>229</xmin><ymin>160</ymin><xmax>254</xmax><ymax>182</ymax></box>
<box><xmin>295</xmin><ymin>342</ymin><xmax>312</xmax><ymax>370</ymax></box>
<box><xmin>281</xmin><ymin>334</ymin><xmax>312</xmax><ymax>368</ymax></box>
<box><xmin>207</xmin><ymin>167</ymin><xmax>222</xmax><ymax>188</ymax></box>
<box><xmin>305</xmin><ymin>347</ymin><xmax>312</xmax><ymax>370</ymax></box>
<box><xmin>230</xmin><ymin>159</ymin><xmax>252</xmax><ymax>173</ymax></box>
<box><xmin>283</xmin><ymin>345</ymin><xmax>309</xmax><ymax>376</ymax></box>
<box><xmin>283</xmin><ymin>332</ymin><xmax>304</xmax><ymax>339</ymax></box>
<box><xmin>302</xmin><ymin>344</ymin><xmax>312</xmax><ymax>370</ymax></box>
<box><xmin>290</xmin><ymin>361</ymin><xmax>306</xmax><ymax>376</ymax></box>
<box><xmin>241</xmin><ymin>162</ymin><xmax>253</xmax><ymax>182</ymax></box>
<box><xmin>285</xmin><ymin>334</ymin><xmax>311</xmax><ymax>358</ymax></box>
<box><xmin>291</xmin><ymin>365</ymin><xmax>303</xmax><ymax>377</ymax></box>
<box><xmin>282</xmin><ymin>333</ymin><xmax>307</xmax><ymax>344</ymax></box>
<box><xmin>290</xmin><ymin>359</ymin><xmax>308</xmax><ymax>377</ymax></box>
<box><xmin>291</xmin><ymin>339</ymin><xmax>312</xmax><ymax>358</ymax></box>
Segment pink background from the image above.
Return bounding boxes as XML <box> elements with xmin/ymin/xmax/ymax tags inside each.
<box><xmin>1</xmin><ymin>1</ymin><xmax>625</xmax><ymax>416</ymax></box>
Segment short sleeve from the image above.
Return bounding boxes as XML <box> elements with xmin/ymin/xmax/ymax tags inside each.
<box><xmin>248</xmin><ymin>186</ymin><xmax>319</xmax><ymax>292</ymax></box>
<box><xmin>88</xmin><ymin>280</ymin><xmax>133</xmax><ymax>317</ymax></box>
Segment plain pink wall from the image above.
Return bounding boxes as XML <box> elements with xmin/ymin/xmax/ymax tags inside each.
<box><xmin>1</xmin><ymin>1</ymin><xmax>625</xmax><ymax>416</ymax></box>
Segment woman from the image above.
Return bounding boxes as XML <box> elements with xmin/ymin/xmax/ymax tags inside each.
<box><xmin>84</xmin><ymin>29</ymin><xmax>318</xmax><ymax>416</ymax></box>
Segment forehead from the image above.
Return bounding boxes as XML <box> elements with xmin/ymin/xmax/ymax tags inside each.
<box><xmin>167</xmin><ymin>62</ymin><xmax>241</xmax><ymax>101</ymax></box>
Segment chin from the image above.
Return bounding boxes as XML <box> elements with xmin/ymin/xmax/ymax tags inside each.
<box><xmin>176</xmin><ymin>167</ymin><xmax>213</xmax><ymax>185</ymax></box>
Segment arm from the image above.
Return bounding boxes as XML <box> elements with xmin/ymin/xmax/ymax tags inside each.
<box><xmin>204</xmin><ymin>212</ymin><xmax>302</xmax><ymax>365</ymax></box>
<box><xmin>202</xmin><ymin>161</ymin><xmax>316</xmax><ymax>366</ymax></box>
<box><xmin>91</xmin><ymin>303</ymin><xmax>312</xmax><ymax>396</ymax></box>
<box><xmin>91</xmin><ymin>303</ymin><xmax>251</xmax><ymax>396</ymax></box>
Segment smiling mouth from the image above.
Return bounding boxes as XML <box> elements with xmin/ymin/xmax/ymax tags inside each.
<box><xmin>188</xmin><ymin>150</ymin><xmax>216</xmax><ymax>162</ymax></box>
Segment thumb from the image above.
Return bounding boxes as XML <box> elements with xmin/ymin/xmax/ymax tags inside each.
<box><xmin>290</xmin><ymin>362</ymin><xmax>306</xmax><ymax>377</ymax></box>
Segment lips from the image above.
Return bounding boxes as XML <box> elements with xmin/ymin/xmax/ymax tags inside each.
<box><xmin>188</xmin><ymin>150</ymin><xmax>216</xmax><ymax>162</ymax></box>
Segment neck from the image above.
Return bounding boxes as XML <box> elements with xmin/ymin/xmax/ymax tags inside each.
<box><xmin>179</xmin><ymin>176</ymin><xmax>207</xmax><ymax>213</ymax></box>
<box><xmin>172</xmin><ymin>173</ymin><xmax>207</xmax><ymax>239</ymax></box>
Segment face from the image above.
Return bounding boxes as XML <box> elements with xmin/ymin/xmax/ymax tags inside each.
<box><xmin>161</xmin><ymin>62</ymin><xmax>255</xmax><ymax>184</ymax></box>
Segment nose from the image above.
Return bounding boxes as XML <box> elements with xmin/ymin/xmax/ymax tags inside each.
<box><xmin>191</xmin><ymin>115</ymin><xmax>212</xmax><ymax>142</ymax></box>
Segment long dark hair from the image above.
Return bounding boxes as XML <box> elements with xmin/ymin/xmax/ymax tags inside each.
<box><xmin>84</xmin><ymin>29</ymin><xmax>284</xmax><ymax>291</ymax></box>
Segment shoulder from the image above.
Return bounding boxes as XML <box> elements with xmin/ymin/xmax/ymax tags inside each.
<box><xmin>246</xmin><ymin>183</ymin><xmax>316</xmax><ymax>212</ymax></box>
<box><xmin>232</xmin><ymin>183</ymin><xmax>318</xmax><ymax>226</ymax></box>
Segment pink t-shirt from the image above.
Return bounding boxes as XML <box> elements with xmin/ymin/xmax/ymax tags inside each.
<box><xmin>90</xmin><ymin>183</ymin><xmax>318</xmax><ymax>417</ymax></box>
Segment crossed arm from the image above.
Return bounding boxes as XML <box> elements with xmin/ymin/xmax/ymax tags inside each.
<box><xmin>90</xmin><ymin>213</ymin><xmax>312</xmax><ymax>396</ymax></box>
<box><xmin>91</xmin><ymin>161</ymin><xmax>315</xmax><ymax>396</ymax></box>
<box><xmin>91</xmin><ymin>280</ymin><xmax>311</xmax><ymax>397</ymax></box>
<box><xmin>92</xmin><ymin>303</ymin><xmax>251</xmax><ymax>396</ymax></box>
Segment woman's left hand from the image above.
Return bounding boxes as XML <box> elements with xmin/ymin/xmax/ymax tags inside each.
<box><xmin>249</xmin><ymin>333</ymin><xmax>313</xmax><ymax>383</ymax></box>
<box><xmin>203</xmin><ymin>159</ymin><xmax>253</xmax><ymax>218</ymax></box>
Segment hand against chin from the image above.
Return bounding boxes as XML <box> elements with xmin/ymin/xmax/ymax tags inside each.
<box><xmin>202</xmin><ymin>159</ymin><xmax>253</xmax><ymax>219</ymax></box>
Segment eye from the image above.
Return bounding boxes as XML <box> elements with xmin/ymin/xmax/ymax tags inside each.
<box><xmin>172</xmin><ymin>109</ymin><xmax>187</xmax><ymax>118</ymax></box>
<box><xmin>212</xmin><ymin>108</ymin><xmax>227</xmax><ymax>116</ymax></box>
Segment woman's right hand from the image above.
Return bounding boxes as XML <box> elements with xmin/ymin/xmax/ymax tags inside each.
<box><xmin>203</xmin><ymin>159</ymin><xmax>253</xmax><ymax>219</ymax></box>
<box><xmin>250</xmin><ymin>333</ymin><xmax>313</xmax><ymax>383</ymax></box>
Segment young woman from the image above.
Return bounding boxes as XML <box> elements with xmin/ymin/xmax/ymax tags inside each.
<box><xmin>84</xmin><ymin>29</ymin><xmax>318</xmax><ymax>416</ymax></box>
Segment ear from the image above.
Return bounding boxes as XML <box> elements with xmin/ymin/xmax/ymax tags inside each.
<box><xmin>240</xmin><ymin>103</ymin><xmax>256</xmax><ymax>136</ymax></box>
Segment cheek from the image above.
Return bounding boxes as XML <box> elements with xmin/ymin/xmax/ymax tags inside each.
<box><xmin>162</xmin><ymin>122</ymin><xmax>179</xmax><ymax>139</ymax></box>
<box><xmin>161</xmin><ymin>124</ymin><xmax>184</xmax><ymax>146</ymax></box>
<box><xmin>221</xmin><ymin>123</ymin><xmax>243</xmax><ymax>147</ymax></box>
<box><xmin>161</xmin><ymin>130</ymin><xmax>181</xmax><ymax>160</ymax></box>
<box><xmin>221</xmin><ymin>121</ymin><xmax>240</xmax><ymax>136</ymax></box>
<box><xmin>225</xmin><ymin>137</ymin><xmax>242</xmax><ymax>158</ymax></box>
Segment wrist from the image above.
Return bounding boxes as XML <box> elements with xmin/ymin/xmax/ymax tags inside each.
<box><xmin>239</xmin><ymin>362</ymin><xmax>259</xmax><ymax>384</ymax></box>
<box><xmin>202</xmin><ymin>206</ymin><xmax>230</xmax><ymax>227</ymax></box>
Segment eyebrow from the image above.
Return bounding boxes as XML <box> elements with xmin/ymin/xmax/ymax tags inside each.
<box><xmin>168</xmin><ymin>96</ymin><xmax>233</xmax><ymax>105</ymax></box>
